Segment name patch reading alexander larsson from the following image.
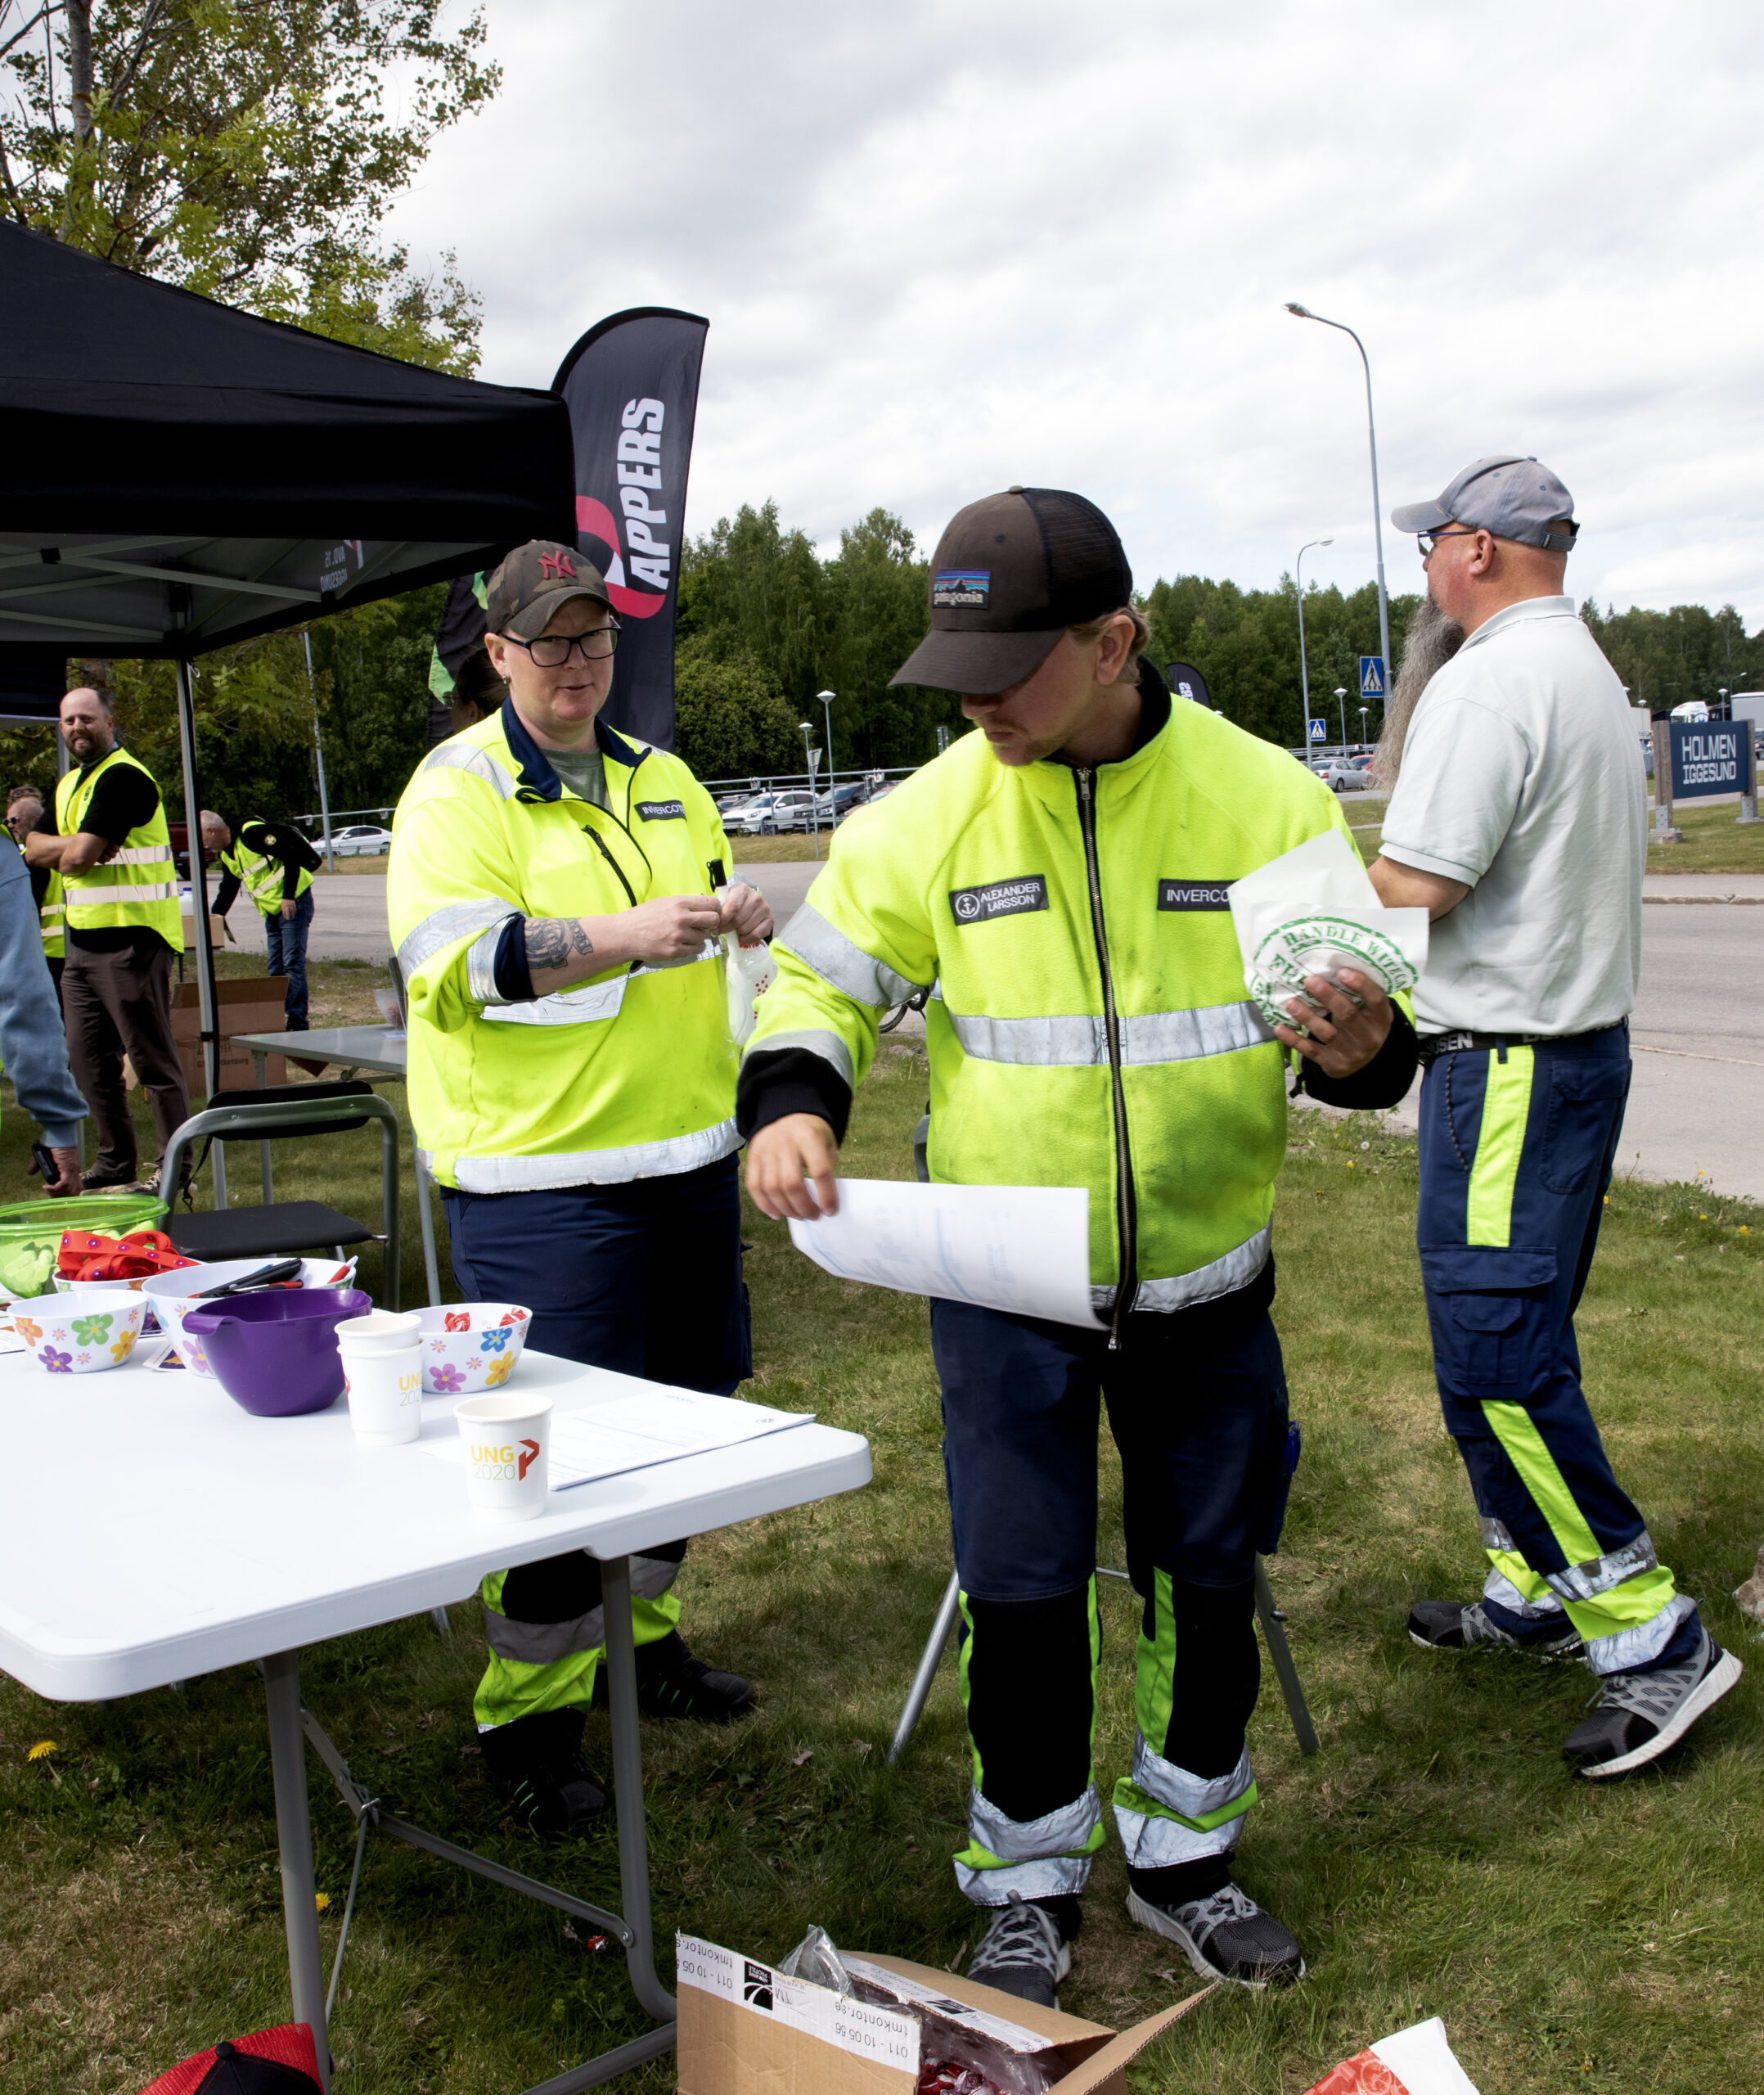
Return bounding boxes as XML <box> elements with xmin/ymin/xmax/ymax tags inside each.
<box><xmin>948</xmin><ymin>875</ymin><xmax>1049</xmax><ymax>924</ymax></box>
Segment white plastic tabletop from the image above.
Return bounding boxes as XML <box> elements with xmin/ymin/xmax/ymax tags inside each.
<box><xmin>0</xmin><ymin>1346</ymin><xmax>871</xmax><ymax>1704</ymax></box>
<box><xmin>233</xmin><ymin>1025</ymin><xmax>407</xmax><ymax>1076</ymax></box>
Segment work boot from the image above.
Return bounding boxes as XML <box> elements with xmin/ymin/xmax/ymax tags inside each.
<box><xmin>594</xmin><ymin>1632</ymin><xmax>755</xmax><ymax>1722</ymax></box>
<box><xmin>1408</xmin><ymin>1599</ymin><xmax>1582</xmax><ymax>1657</ymax></box>
<box><xmin>478</xmin><ymin>1707</ymin><xmax>608</xmax><ymax>1835</ymax></box>
<box><xmin>79</xmin><ymin>1165</ymin><xmax>140</xmax><ymax>1192</ymax></box>
<box><xmin>965</xmin><ymin>1893</ymin><xmax>1073</xmax><ymax>2009</ymax></box>
<box><xmin>1563</xmin><ymin>1627</ymin><xmax>1741</xmax><ymax>1778</ymax></box>
<box><xmin>1127</xmin><ymin>1881</ymin><xmax>1305</xmax><ymax>1988</ymax></box>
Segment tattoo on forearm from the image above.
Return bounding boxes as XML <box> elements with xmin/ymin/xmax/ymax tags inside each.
<box><xmin>524</xmin><ymin>917</ymin><xmax>595</xmax><ymax>972</ymax></box>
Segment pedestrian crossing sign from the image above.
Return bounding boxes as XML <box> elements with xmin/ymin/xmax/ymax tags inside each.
<box><xmin>1307</xmin><ymin>719</ymin><xmax>1327</xmax><ymax>741</ymax></box>
<box><xmin>1359</xmin><ymin>656</ymin><xmax>1386</xmax><ymax>699</ymax></box>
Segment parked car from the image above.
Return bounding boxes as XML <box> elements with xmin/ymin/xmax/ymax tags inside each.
<box><xmin>726</xmin><ymin>790</ymin><xmax>819</xmax><ymax>836</ymax></box>
<box><xmin>1307</xmin><ymin>759</ymin><xmax>1366</xmax><ymax>793</ymax></box>
<box><xmin>330</xmin><ymin>823</ymin><xmax>394</xmax><ymax>856</ymax></box>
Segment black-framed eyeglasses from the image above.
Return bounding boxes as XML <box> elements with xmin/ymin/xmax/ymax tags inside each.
<box><xmin>1417</xmin><ymin>529</ymin><xmax>1479</xmax><ymax>559</ymax></box>
<box><xmin>503</xmin><ymin>620</ymin><xmax>621</xmax><ymax>667</ymax></box>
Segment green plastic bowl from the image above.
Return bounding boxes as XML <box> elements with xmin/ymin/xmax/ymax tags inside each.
<box><xmin>0</xmin><ymin>1193</ymin><xmax>168</xmax><ymax>1300</ymax></box>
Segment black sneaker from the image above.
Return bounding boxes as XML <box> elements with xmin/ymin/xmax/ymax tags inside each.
<box><xmin>79</xmin><ymin>1166</ymin><xmax>141</xmax><ymax>1192</ymax></box>
<box><xmin>965</xmin><ymin>1893</ymin><xmax>1071</xmax><ymax>2009</ymax></box>
<box><xmin>478</xmin><ymin>1707</ymin><xmax>608</xmax><ymax>1835</ymax></box>
<box><xmin>598</xmin><ymin>1632</ymin><xmax>754</xmax><ymax>1722</ymax></box>
<box><xmin>1408</xmin><ymin>1599</ymin><xmax>1582</xmax><ymax>1656</ymax></box>
<box><xmin>1564</xmin><ymin>1627</ymin><xmax>1742</xmax><ymax>1778</ymax></box>
<box><xmin>1127</xmin><ymin>1882</ymin><xmax>1305</xmax><ymax>1988</ymax></box>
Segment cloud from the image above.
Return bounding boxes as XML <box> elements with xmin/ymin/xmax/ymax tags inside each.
<box><xmin>388</xmin><ymin>1</ymin><xmax>1764</xmax><ymax>618</ymax></box>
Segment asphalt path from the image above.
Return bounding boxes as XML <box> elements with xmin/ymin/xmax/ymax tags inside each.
<box><xmin>216</xmin><ymin>864</ymin><xmax>1764</xmax><ymax>1200</ymax></box>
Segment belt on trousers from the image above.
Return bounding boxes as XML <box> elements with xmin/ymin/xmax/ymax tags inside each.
<box><xmin>1417</xmin><ymin>1017</ymin><xmax>1628</xmax><ymax>1066</ymax></box>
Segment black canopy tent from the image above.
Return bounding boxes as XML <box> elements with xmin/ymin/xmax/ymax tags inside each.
<box><xmin>0</xmin><ymin>221</ymin><xmax>574</xmax><ymax>1095</ymax></box>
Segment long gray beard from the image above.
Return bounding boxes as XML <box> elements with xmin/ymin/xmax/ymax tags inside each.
<box><xmin>1371</xmin><ymin>594</ymin><xmax>1465</xmax><ymax>787</ymax></box>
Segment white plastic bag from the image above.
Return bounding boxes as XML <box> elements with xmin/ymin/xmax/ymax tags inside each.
<box><xmin>714</xmin><ymin>878</ymin><xmax>778</xmax><ymax>1047</ymax></box>
<box><xmin>1228</xmin><ymin>830</ymin><xmax>1428</xmax><ymax>1036</ymax></box>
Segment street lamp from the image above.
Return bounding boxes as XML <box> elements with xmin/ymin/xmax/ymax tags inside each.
<box><xmin>1333</xmin><ymin>687</ymin><xmax>1348</xmax><ymax>755</ymax></box>
<box><xmin>1359</xmin><ymin>704</ymin><xmax>1370</xmax><ymax>750</ymax></box>
<box><xmin>1285</xmin><ymin>302</ymin><xmax>1392</xmax><ymax>703</ymax></box>
<box><xmin>816</xmin><ymin>687</ymin><xmax>836</xmax><ymax>824</ymax></box>
<box><xmin>799</xmin><ymin>720</ymin><xmax>821</xmax><ymax>858</ymax></box>
<box><xmin>1295</xmin><ymin>535</ymin><xmax>1333</xmax><ymax>732</ymax></box>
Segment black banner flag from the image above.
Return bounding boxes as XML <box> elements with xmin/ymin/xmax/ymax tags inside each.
<box><xmin>430</xmin><ymin>306</ymin><xmax>709</xmax><ymax>750</ymax></box>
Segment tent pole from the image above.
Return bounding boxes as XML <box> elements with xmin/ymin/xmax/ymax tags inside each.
<box><xmin>303</xmin><ymin>630</ymin><xmax>336</xmax><ymax>872</ymax></box>
<box><xmin>174</xmin><ymin>655</ymin><xmax>221</xmax><ymax>1101</ymax></box>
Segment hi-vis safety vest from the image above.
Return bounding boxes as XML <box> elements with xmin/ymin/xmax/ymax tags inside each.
<box><xmin>54</xmin><ymin>746</ymin><xmax>182</xmax><ymax>948</ymax></box>
<box><xmin>38</xmin><ymin>862</ymin><xmax>63</xmax><ymax>957</ymax></box>
<box><xmin>747</xmin><ymin>703</ymin><xmax>1358</xmax><ymax>1319</ymax></box>
<box><xmin>389</xmin><ymin>702</ymin><xmax>738</xmax><ymax>1194</ymax></box>
<box><xmin>222</xmin><ymin>827</ymin><xmax>313</xmax><ymax>915</ymax></box>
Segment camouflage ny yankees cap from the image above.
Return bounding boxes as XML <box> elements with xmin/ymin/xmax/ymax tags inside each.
<box><xmin>484</xmin><ymin>539</ymin><xmax>612</xmax><ymax>639</ymax></box>
<box><xmin>890</xmin><ymin>487</ymin><xmax>1134</xmax><ymax>694</ymax></box>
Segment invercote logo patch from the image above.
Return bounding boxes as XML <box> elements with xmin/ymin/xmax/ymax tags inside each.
<box><xmin>1157</xmin><ymin>878</ymin><xmax>1235</xmax><ymax>912</ymax></box>
<box><xmin>948</xmin><ymin>874</ymin><xmax>1048</xmax><ymax>924</ymax></box>
<box><xmin>636</xmin><ymin>799</ymin><xmax>686</xmax><ymax>821</ymax></box>
<box><xmin>933</xmin><ymin>568</ymin><xmax>991</xmax><ymax>608</ymax></box>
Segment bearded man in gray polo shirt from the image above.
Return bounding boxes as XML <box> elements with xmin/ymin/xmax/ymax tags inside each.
<box><xmin>1369</xmin><ymin>456</ymin><xmax>1739</xmax><ymax>1778</ymax></box>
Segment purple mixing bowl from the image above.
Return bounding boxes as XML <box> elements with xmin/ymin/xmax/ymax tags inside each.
<box><xmin>181</xmin><ymin>1286</ymin><xmax>373</xmax><ymax>1417</ymax></box>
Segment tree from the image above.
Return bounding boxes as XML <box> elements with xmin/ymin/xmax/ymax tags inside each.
<box><xmin>0</xmin><ymin>0</ymin><xmax>497</xmax><ymax>370</ymax></box>
<box><xmin>1581</xmin><ymin>599</ymin><xmax>1756</xmax><ymax>714</ymax></box>
<box><xmin>673</xmin><ymin>642</ymin><xmax>803</xmax><ymax>783</ymax></box>
<box><xmin>822</xmin><ymin>508</ymin><xmax>956</xmax><ymax>767</ymax></box>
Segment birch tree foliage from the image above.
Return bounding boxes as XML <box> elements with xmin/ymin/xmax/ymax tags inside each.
<box><xmin>0</xmin><ymin>0</ymin><xmax>497</xmax><ymax>370</ymax></box>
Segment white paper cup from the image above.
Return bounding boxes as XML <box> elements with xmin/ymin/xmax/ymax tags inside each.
<box><xmin>335</xmin><ymin>1309</ymin><xmax>423</xmax><ymax>1354</ymax></box>
<box><xmin>339</xmin><ymin>1337</ymin><xmax>424</xmax><ymax>1445</ymax></box>
<box><xmin>455</xmin><ymin>1392</ymin><xmax>551</xmax><ymax>1519</ymax></box>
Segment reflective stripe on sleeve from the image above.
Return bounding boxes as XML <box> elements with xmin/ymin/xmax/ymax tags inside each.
<box><xmin>943</xmin><ymin>998</ymin><xmax>1271</xmax><ymax>1068</ymax></box>
<box><xmin>421</xmin><ymin>742</ymin><xmax>518</xmax><ymax>798</ymax></box>
<box><xmin>1101</xmin><ymin>1221</ymin><xmax>1272</xmax><ymax>1314</ymax></box>
<box><xmin>745</xmin><ymin>1027</ymin><xmax>855</xmax><ymax>1089</ymax></box>
<box><xmin>781</xmin><ymin>903</ymin><xmax>925</xmax><ymax>1009</ymax></box>
<box><xmin>397</xmin><ymin>899</ymin><xmax>520</xmax><ymax>979</ymax></box>
<box><xmin>480</xmin><ymin>975</ymin><xmax>630</xmax><ymax>1026</ymax></box>
<box><xmin>435</xmin><ymin>1116</ymin><xmax>740</xmax><ymax>1192</ymax></box>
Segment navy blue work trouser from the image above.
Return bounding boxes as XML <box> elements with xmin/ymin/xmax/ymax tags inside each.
<box><xmin>1416</xmin><ymin>1025</ymin><xmax>1699</xmax><ymax>1674</ymax></box>
<box><xmin>263</xmin><ymin>888</ymin><xmax>314</xmax><ymax>1029</ymax></box>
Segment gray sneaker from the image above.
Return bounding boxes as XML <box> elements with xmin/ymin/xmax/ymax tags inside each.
<box><xmin>965</xmin><ymin>1893</ymin><xmax>1070</xmax><ymax>2009</ymax></box>
<box><xmin>1127</xmin><ymin>1882</ymin><xmax>1305</xmax><ymax>1988</ymax></box>
<box><xmin>1564</xmin><ymin>1628</ymin><xmax>1741</xmax><ymax>1778</ymax></box>
<box><xmin>1409</xmin><ymin>1599</ymin><xmax>1582</xmax><ymax>1657</ymax></box>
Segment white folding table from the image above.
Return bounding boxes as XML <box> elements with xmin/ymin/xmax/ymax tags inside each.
<box><xmin>0</xmin><ymin>1343</ymin><xmax>871</xmax><ymax>2092</ymax></box>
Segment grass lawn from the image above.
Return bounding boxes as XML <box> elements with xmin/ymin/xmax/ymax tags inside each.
<box><xmin>1353</xmin><ymin>800</ymin><xmax>1764</xmax><ymax>876</ymax></box>
<box><xmin>3</xmin><ymin>1045</ymin><xmax>1762</xmax><ymax>2093</ymax></box>
<box><xmin>727</xmin><ymin>833</ymin><xmax>832</xmax><ymax>865</ymax></box>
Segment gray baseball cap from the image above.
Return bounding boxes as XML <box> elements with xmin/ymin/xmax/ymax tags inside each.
<box><xmin>1391</xmin><ymin>456</ymin><xmax>1578</xmax><ymax>552</ymax></box>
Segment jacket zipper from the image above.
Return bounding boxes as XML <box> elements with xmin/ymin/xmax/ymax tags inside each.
<box><xmin>1075</xmin><ymin>767</ymin><xmax>1136</xmax><ymax>1349</ymax></box>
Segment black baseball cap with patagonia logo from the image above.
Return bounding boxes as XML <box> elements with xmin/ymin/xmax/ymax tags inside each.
<box><xmin>484</xmin><ymin>539</ymin><xmax>613</xmax><ymax>639</ymax></box>
<box><xmin>890</xmin><ymin>487</ymin><xmax>1135</xmax><ymax>695</ymax></box>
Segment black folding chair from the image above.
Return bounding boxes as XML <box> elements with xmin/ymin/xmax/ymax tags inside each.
<box><xmin>160</xmin><ymin>1083</ymin><xmax>402</xmax><ymax>1309</ymax></box>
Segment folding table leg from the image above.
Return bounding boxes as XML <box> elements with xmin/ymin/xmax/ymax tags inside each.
<box><xmin>600</xmin><ymin>1555</ymin><xmax>677</xmax><ymax>2027</ymax></box>
<box><xmin>412</xmin><ymin>1143</ymin><xmax>443</xmax><ymax>1306</ymax></box>
<box><xmin>262</xmin><ymin>1651</ymin><xmax>331</xmax><ymax>2093</ymax></box>
<box><xmin>1253</xmin><ymin>1556</ymin><xmax>1319</xmax><ymax>1756</ymax></box>
<box><xmin>888</xmin><ymin>1568</ymin><xmax>962</xmax><ymax>1764</ymax></box>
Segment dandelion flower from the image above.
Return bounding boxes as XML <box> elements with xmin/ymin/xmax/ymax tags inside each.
<box><xmin>315</xmin><ymin>1892</ymin><xmax>331</xmax><ymax>1913</ymax></box>
<box><xmin>27</xmin><ymin>1740</ymin><xmax>57</xmax><ymax>1761</ymax></box>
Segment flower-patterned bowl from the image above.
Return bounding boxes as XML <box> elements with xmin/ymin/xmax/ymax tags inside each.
<box><xmin>16</xmin><ymin>1286</ymin><xmax>150</xmax><ymax>1374</ymax></box>
<box><xmin>141</xmin><ymin>1256</ymin><xmax>358</xmax><ymax>1378</ymax></box>
<box><xmin>414</xmin><ymin>1303</ymin><xmax>532</xmax><ymax>1394</ymax></box>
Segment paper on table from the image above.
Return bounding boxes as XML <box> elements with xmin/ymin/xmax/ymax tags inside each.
<box><xmin>789</xmin><ymin>1178</ymin><xmax>1101</xmax><ymax>1328</ymax></box>
<box><xmin>422</xmin><ymin>1388</ymin><xmax>813</xmax><ymax>1489</ymax></box>
<box><xmin>1228</xmin><ymin>829</ymin><xmax>1429</xmax><ymax>1034</ymax></box>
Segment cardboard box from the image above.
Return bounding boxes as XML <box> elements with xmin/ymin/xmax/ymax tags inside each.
<box><xmin>675</xmin><ymin>1935</ymin><xmax>1211</xmax><ymax>2095</ymax></box>
<box><xmin>172</xmin><ymin>977</ymin><xmax>290</xmax><ymax>1099</ymax></box>
<box><xmin>182</xmin><ymin>913</ymin><xmax>235</xmax><ymax>951</ymax></box>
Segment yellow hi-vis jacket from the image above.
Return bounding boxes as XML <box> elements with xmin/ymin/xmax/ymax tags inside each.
<box><xmin>745</xmin><ymin>702</ymin><xmax>1358</xmax><ymax>1318</ymax></box>
<box><xmin>389</xmin><ymin>701</ymin><xmax>739</xmax><ymax>1195</ymax></box>
<box><xmin>37</xmin><ymin>862</ymin><xmax>63</xmax><ymax>958</ymax></box>
<box><xmin>221</xmin><ymin>827</ymin><xmax>314</xmax><ymax>915</ymax></box>
<box><xmin>54</xmin><ymin>746</ymin><xmax>182</xmax><ymax>948</ymax></box>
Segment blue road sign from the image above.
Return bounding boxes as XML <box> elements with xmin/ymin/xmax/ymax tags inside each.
<box><xmin>1307</xmin><ymin>718</ymin><xmax>1327</xmax><ymax>741</ymax></box>
<box><xmin>1358</xmin><ymin>656</ymin><xmax>1386</xmax><ymax>700</ymax></box>
<box><xmin>1670</xmin><ymin>719</ymin><xmax>1754</xmax><ymax>800</ymax></box>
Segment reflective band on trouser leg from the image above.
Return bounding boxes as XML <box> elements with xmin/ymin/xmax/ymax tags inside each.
<box><xmin>1465</xmin><ymin>1047</ymin><xmax>1534</xmax><ymax>1247</ymax></box>
<box><xmin>1479</xmin><ymin>1515</ymin><xmax>1567</xmax><ymax>1621</ymax></box>
<box><xmin>1110</xmin><ymin>1567</ymin><xmax>1255</xmax><ymax>1865</ymax></box>
<box><xmin>473</xmin><ymin>1553</ymin><xmax>684</xmax><ymax>1728</ymax></box>
<box><xmin>952</xmin><ymin>1583</ymin><xmax>1106</xmax><ymax>1903</ymax></box>
<box><xmin>1479</xmin><ymin>1401</ymin><xmax>1691</xmax><ymax>1673</ymax></box>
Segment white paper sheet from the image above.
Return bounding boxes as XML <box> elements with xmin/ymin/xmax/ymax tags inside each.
<box><xmin>1227</xmin><ymin>829</ymin><xmax>1429</xmax><ymax>1032</ymax></box>
<box><xmin>422</xmin><ymin>1388</ymin><xmax>813</xmax><ymax>1489</ymax></box>
<box><xmin>788</xmin><ymin>1178</ymin><xmax>1101</xmax><ymax>1328</ymax></box>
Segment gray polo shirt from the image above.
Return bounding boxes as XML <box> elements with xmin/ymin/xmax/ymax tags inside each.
<box><xmin>1379</xmin><ymin>594</ymin><xmax>1645</xmax><ymax>1037</ymax></box>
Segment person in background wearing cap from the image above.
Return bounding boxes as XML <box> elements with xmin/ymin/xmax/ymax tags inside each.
<box><xmin>204</xmin><ymin>812</ymin><xmax>324</xmax><ymax>1030</ymax></box>
<box><xmin>1370</xmin><ymin>457</ymin><xmax>1740</xmax><ymax>1774</ymax></box>
<box><xmin>742</xmin><ymin>489</ymin><xmax>1419</xmax><ymax>2000</ymax></box>
<box><xmin>389</xmin><ymin>540</ymin><xmax>773</xmax><ymax>1833</ymax></box>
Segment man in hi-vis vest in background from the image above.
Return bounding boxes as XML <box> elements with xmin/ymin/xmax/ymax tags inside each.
<box><xmin>25</xmin><ymin>687</ymin><xmax>189</xmax><ymax>1193</ymax></box>
<box><xmin>205</xmin><ymin>811</ymin><xmax>323</xmax><ymax>1030</ymax></box>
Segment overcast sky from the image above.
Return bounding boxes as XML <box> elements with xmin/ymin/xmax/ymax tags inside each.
<box><xmin>385</xmin><ymin>2</ymin><xmax>1764</xmax><ymax>630</ymax></box>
